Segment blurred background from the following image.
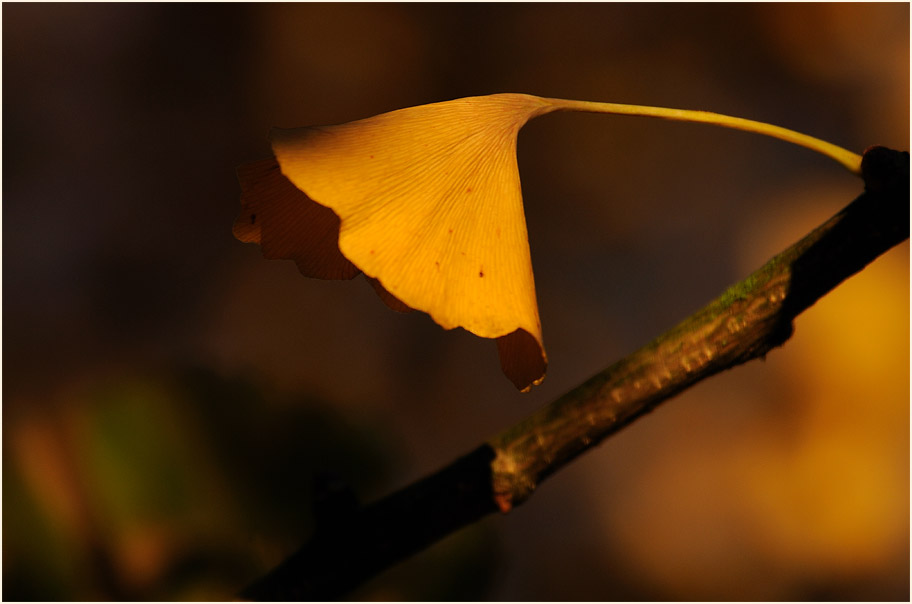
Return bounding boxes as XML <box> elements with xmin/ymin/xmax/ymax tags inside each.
<box><xmin>3</xmin><ymin>3</ymin><xmax>908</xmax><ymax>600</ymax></box>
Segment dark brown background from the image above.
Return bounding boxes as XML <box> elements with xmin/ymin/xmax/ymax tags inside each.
<box><xmin>4</xmin><ymin>3</ymin><xmax>909</xmax><ymax>600</ymax></box>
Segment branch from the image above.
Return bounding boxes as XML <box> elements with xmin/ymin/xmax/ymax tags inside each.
<box><xmin>240</xmin><ymin>146</ymin><xmax>909</xmax><ymax>601</ymax></box>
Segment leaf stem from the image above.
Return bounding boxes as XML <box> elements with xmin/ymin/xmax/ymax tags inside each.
<box><xmin>544</xmin><ymin>97</ymin><xmax>863</xmax><ymax>175</ymax></box>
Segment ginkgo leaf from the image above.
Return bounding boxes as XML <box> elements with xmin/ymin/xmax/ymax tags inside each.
<box><xmin>257</xmin><ymin>93</ymin><xmax>557</xmax><ymax>391</ymax></box>
<box><xmin>235</xmin><ymin>92</ymin><xmax>862</xmax><ymax>392</ymax></box>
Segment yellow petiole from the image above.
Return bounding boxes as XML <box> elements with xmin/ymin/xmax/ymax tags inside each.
<box><xmin>544</xmin><ymin>97</ymin><xmax>863</xmax><ymax>176</ymax></box>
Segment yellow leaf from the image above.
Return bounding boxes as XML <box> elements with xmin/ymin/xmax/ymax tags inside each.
<box><xmin>235</xmin><ymin>92</ymin><xmax>861</xmax><ymax>391</ymax></box>
<box><xmin>240</xmin><ymin>94</ymin><xmax>556</xmax><ymax>390</ymax></box>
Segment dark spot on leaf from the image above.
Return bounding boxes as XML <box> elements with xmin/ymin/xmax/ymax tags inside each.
<box><xmin>250</xmin><ymin>213</ymin><xmax>257</xmax><ymax>224</ymax></box>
